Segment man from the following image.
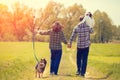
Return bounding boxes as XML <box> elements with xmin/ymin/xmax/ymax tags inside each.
<box><xmin>68</xmin><ymin>15</ymin><xmax>94</xmax><ymax>77</ymax></box>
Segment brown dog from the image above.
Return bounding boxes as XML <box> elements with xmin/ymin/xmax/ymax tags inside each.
<box><xmin>35</xmin><ymin>58</ymin><xmax>47</xmax><ymax>78</ymax></box>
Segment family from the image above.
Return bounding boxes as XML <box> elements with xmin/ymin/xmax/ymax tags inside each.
<box><xmin>36</xmin><ymin>12</ymin><xmax>95</xmax><ymax>77</ymax></box>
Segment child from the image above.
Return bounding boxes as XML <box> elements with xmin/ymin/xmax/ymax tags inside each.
<box><xmin>81</xmin><ymin>12</ymin><xmax>95</xmax><ymax>28</ymax></box>
<box><xmin>37</xmin><ymin>21</ymin><xmax>67</xmax><ymax>75</ymax></box>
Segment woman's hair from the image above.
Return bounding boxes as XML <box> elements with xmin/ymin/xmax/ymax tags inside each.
<box><xmin>51</xmin><ymin>21</ymin><xmax>63</xmax><ymax>32</ymax></box>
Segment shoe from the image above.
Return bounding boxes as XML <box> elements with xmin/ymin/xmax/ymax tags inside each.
<box><xmin>54</xmin><ymin>74</ymin><xmax>58</xmax><ymax>76</ymax></box>
<box><xmin>80</xmin><ymin>74</ymin><xmax>85</xmax><ymax>77</ymax></box>
<box><xmin>50</xmin><ymin>72</ymin><xmax>55</xmax><ymax>75</ymax></box>
<box><xmin>54</xmin><ymin>73</ymin><xmax>58</xmax><ymax>75</ymax></box>
<box><xmin>50</xmin><ymin>72</ymin><xmax>58</xmax><ymax>76</ymax></box>
<box><xmin>76</xmin><ymin>71</ymin><xmax>80</xmax><ymax>75</ymax></box>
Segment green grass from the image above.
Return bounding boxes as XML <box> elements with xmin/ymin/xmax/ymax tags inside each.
<box><xmin>88</xmin><ymin>44</ymin><xmax>120</xmax><ymax>80</ymax></box>
<box><xmin>0</xmin><ymin>42</ymin><xmax>120</xmax><ymax>80</ymax></box>
<box><xmin>0</xmin><ymin>42</ymin><xmax>50</xmax><ymax>80</ymax></box>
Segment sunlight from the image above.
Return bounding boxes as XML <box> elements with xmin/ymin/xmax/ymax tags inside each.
<box><xmin>0</xmin><ymin>0</ymin><xmax>120</xmax><ymax>25</ymax></box>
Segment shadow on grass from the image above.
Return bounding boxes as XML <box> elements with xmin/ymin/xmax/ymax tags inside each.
<box><xmin>39</xmin><ymin>74</ymin><xmax>77</xmax><ymax>79</ymax></box>
<box><xmin>35</xmin><ymin>71</ymin><xmax>113</xmax><ymax>79</ymax></box>
<box><xmin>86</xmin><ymin>71</ymin><xmax>113</xmax><ymax>80</ymax></box>
<box><xmin>58</xmin><ymin>74</ymin><xmax>77</xmax><ymax>77</ymax></box>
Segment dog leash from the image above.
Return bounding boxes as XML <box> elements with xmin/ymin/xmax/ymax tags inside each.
<box><xmin>32</xmin><ymin>16</ymin><xmax>39</xmax><ymax>63</ymax></box>
<box><xmin>32</xmin><ymin>14</ymin><xmax>49</xmax><ymax>63</ymax></box>
<box><xmin>32</xmin><ymin>32</ymin><xmax>39</xmax><ymax>63</ymax></box>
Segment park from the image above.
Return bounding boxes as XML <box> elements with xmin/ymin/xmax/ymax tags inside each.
<box><xmin>0</xmin><ymin>42</ymin><xmax>120</xmax><ymax>80</ymax></box>
<box><xmin>0</xmin><ymin>0</ymin><xmax>120</xmax><ymax>80</ymax></box>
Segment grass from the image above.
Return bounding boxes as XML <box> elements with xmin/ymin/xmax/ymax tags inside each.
<box><xmin>88</xmin><ymin>44</ymin><xmax>120</xmax><ymax>80</ymax></box>
<box><xmin>0</xmin><ymin>42</ymin><xmax>120</xmax><ymax>80</ymax></box>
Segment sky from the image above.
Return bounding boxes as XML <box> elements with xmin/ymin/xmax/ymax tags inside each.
<box><xmin>0</xmin><ymin>0</ymin><xmax>120</xmax><ymax>26</ymax></box>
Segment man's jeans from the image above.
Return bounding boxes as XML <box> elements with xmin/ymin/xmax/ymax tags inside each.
<box><xmin>77</xmin><ymin>47</ymin><xmax>89</xmax><ymax>75</ymax></box>
<box><xmin>50</xmin><ymin>49</ymin><xmax>62</xmax><ymax>74</ymax></box>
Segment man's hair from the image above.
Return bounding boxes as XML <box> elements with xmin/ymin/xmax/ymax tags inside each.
<box><xmin>79</xmin><ymin>16</ymin><xmax>84</xmax><ymax>21</ymax></box>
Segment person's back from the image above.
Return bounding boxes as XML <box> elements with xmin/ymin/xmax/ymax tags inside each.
<box><xmin>38</xmin><ymin>22</ymin><xmax>67</xmax><ymax>50</ymax></box>
<box><xmin>49</xmin><ymin>30</ymin><xmax>67</xmax><ymax>50</ymax></box>
<box><xmin>75</xmin><ymin>23</ymin><xmax>92</xmax><ymax>48</ymax></box>
<box><xmin>70</xmin><ymin>22</ymin><xmax>93</xmax><ymax>49</ymax></box>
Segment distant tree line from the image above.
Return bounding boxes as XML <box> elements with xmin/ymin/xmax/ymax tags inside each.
<box><xmin>0</xmin><ymin>1</ymin><xmax>120</xmax><ymax>43</ymax></box>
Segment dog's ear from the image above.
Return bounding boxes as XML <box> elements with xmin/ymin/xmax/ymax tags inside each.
<box><xmin>44</xmin><ymin>58</ymin><xmax>46</xmax><ymax>60</ymax></box>
<box><xmin>42</xmin><ymin>58</ymin><xmax>46</xmax><ymax>62</ymax></box>
<box><xmin>41</xmin><ymin>59</ymin><xmax>42</xmax><ymax>61</ymax></box>
<box><xmin>44</xmin><ymin>60</ymin><xmax>47</xmax><ymax>64</ymax></box>
<box><xmin>43</xmin><ymin>58</ymin><xmax>46</xmax><ymax>61</ymax></box>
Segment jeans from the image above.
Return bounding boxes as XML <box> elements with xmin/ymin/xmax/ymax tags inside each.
<box><xmin>77</xmin><ymin>47</ymin><xmax>89</xmax><ymax>75</ymax></box>
<box><xmin>50</xmin><ymin>49</ymin><xmax>62</xmax><ymax>74</ymax></box>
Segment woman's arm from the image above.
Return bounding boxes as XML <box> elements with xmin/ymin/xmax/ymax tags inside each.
<box><xmin>61</xmin><ymin>31</ymin><xmax>67</xmax><ymax>44</ymax></box>
<box><xmin>38</xmin><ymin>30</ymin><xmax>51</xmax><ymax>35</ymax></box>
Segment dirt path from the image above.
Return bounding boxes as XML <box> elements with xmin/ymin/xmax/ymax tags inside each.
<box><xmin>34</xmin><ymin>48</ymin><xmax>110</xmax><ymax>80</ymax></box>
<box><xmin>68</xmin><ymin>49</ymin><xmax>111</xmax><ymax>80</ymax></box>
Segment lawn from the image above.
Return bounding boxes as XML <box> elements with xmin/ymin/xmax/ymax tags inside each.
<box><xmin>0</xmin><ymin>42</ymin><xmax>120</xmax><ymax>80</ymax></box>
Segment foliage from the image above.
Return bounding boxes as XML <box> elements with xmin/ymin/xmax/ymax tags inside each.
<box><xmin>115</xmin><ymin>26</ymin><xmax>120</xmax><ymax>40</ymax></box>
<box><xmin>0</xmin><ymin>1</ymin><xmax>119</xmax><ymax>42</ymax></box>
<box><xmin>93</xmin><ymin>10</ymin><xmax>113</xmax><ymax>43</ymax></box>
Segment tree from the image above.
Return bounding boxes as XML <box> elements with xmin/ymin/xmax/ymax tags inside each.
<box><xmin>62</xmin><ymin>4</ymin><xmax>86</xmax><ymax>40</ymax></box>
<box><xmin>35</xmin><ymin>1</ymin><xmax>65</xmax><ymax>41</ymax></box>
<box><xmin>116</xmin><ymin>26</ymin><xmax>120</xmax><ymax>40</ymax></box>
<box><xmin>0</xmin><ymin>1</ymin><xmax>119</xmax><ymax>42</ymax></box>
<box><xmin>12</xmin><ymin>2</ymin><xmax>34</xmax><ymax>41</ymax></box>
<box><xmin>36</xmin><ymin>2</ymin><xmax>86</xmax><ymax>40</ymax></box>
<box><xmin>0</xmin><ymin>4</ymin><xmax>16</xmax><ymax>41</ymax></box>
<box><xmin>93</xmin><ymin>10</ymin><xmax>113</xmax><ymax>43</ymax></box>
<box><xmin>36</xmin><ymin>1</ymin><xmax>64</xmax><ymax>30</ymax></box>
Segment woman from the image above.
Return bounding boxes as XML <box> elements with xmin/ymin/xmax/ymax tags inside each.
<box><xmin>38</xmin><ymin>21</ymin><xmax>67</xmax><ymax>75</ymax></box>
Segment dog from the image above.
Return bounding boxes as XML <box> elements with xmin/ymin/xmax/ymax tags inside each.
<box><xmin>35</xmin><ymin>58</ymin><xmax>47</xmax><ymax>78</ymax></box>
